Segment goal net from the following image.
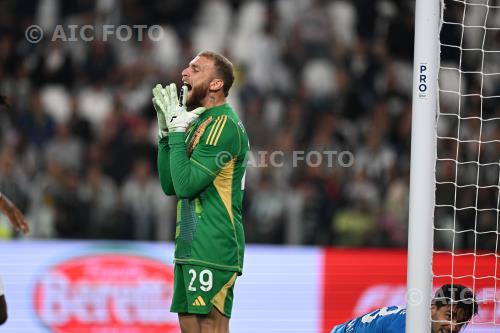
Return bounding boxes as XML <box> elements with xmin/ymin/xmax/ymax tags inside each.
<box><xmin>433</xmin><ymin>0</ymin><xmax>500</xmax><ymax>331</ymax></box>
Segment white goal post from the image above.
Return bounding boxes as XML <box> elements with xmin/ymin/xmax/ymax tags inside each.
<box><xmin>406</xmin><ymin>0</ymin><xmax>440</xmax><ymax>331</ymax></box>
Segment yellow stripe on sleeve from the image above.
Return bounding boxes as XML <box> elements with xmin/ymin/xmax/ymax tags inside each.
<box><xmin>205</xmin><ymin>116</ymin><xmax>223</xmax><ymax>145</ymax></box>
<box><xmin>212</xmin><ymin>115</ymin><xmax>228</xmax><ymax>146</ymax></box>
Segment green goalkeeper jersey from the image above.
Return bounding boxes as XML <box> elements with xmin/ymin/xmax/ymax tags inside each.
<box><xmin>157</xmin><ymin>103</ymin><xmax>248</xmax><ymax>274</ymax></box>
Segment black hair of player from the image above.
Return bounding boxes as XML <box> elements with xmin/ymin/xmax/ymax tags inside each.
<box><xmin>432</xmin><ymin>284</ymin><xmax>478</xmax><ymax>322</ymax></box>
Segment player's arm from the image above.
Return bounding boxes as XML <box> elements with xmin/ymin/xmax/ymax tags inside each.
<box><xmin>168</xmin><ymin>118</ymin><xmax>239</xmax><ymax>199</ymax></box>
<box><xmin>157</xmin><ymin>135</ymin><xmax>176</xmax><ymax>195</ymax></box>
<box><xmin>0</xmin><ymin>192</ymin><xmax>29</xmax><ymax>234</ymax></box>
<box><xmin>153</xmin><ymin>85</ymin><xmax>176</xmax><ymax>195</ymax></box>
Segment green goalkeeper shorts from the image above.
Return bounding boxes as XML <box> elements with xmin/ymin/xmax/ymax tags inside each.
<box><xmin>170</xmin><ymin>264</ymin><xmax>238</xmax><ymax>318</ymax></box>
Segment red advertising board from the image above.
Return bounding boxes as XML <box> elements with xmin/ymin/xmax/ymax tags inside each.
<box><xmin>321</xmin><ymin>248</ymin><xmax>408</xmax><ymax>333</ymax></box>
<box><xmin>321</xmin><ymin>249</ymin><xmax>498</xmax><ymax>333</ymax></box>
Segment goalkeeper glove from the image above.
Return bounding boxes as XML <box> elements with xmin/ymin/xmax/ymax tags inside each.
<box><xmin>164</xmin><ymin>83</ymin><xmax>206</xmax><ymax>132</ymax></box>
<box><xmin>152</xmin><ymin>84</ymin><xmax>169</xmax><ymax>138</ymax></box>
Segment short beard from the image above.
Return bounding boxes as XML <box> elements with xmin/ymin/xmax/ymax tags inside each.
<box><xmin>186</xmin><ymin>82</ymin><xmax>210</xmax><ymax>109</ymax></box>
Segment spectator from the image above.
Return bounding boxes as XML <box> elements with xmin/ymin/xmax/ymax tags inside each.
<box><xmin>79</xmin><ymin>163</ymin><xmax>120</xmax><ymax>238</ymax></box>
<box><xmin>121</xmin><ymin>158</ymin><xmax>166</xmax><ymax>240</ymax></box>
<box><xmin>16</xmin><ymin>91</ymin><xmax>55</xmax><ymax>149</ymax></box>
<box><xmin>44</xmin><ymin>121</ymin><xmax>84</xmax><ymax>173</ymax></box>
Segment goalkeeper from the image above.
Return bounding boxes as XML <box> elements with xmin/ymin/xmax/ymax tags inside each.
<box><xmin>154</xmin><ymin>51</ymin><xmax>248</xmax><ymax>333</ymax></box>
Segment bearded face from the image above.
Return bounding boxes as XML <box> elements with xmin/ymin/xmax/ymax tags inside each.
<box><xmin>185</xmin><ymin>79</ymin><xmax>211</xmax><ymax>108</ymax></box>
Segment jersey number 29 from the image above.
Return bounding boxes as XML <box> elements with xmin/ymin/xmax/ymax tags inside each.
<box><xmin>188</xmin><ymin>268</ymin><xmax>213</xmax><ymax>292</ymax></box>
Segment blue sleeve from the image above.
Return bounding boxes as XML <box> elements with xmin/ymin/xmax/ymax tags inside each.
<box><xmin>368</xmin><ymin>307</ymin><xmax>406</xmax><ymax>333</ymax></box>
<box><xmin>383</xmin><ymin>310</ymin><xmax>406</xmax><ymax>333</ymax></box>
<box><xmin>331</xmin><ymin>307</ymin><xmax>406</xmax><ymax>333</ymax></box>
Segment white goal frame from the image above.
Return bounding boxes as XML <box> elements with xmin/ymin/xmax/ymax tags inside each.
<box><xmin>406</xmin><ymin>0</ymin><xmax>441</xmax><ymax>332</ymax></box>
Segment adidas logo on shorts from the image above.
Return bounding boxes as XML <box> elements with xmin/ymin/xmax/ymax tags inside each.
<box><xmin>192</xmin><ymin>296</ymin><xmax>206</xmax><ymax>306</ymax></box>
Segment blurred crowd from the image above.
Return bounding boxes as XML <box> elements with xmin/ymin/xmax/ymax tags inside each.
<box><xmin>0</xmin><ymin>0</ymin><xmax>498</xmax><ymax>249</ymax></box>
